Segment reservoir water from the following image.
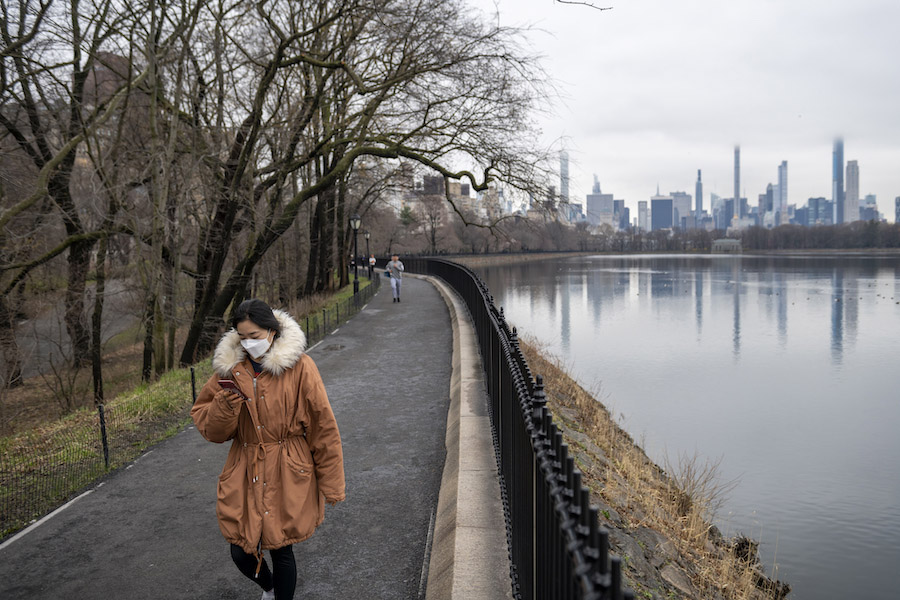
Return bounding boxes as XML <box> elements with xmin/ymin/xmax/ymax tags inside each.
<box><xmin>473</xmin><ymin>253</ymin><xmax>900</xmax><ymax>600</ymax></box>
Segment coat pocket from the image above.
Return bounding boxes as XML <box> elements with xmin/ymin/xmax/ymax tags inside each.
<box><xmin>216</xmin><ymin>459</ymin><xmax>246</xmax><ymax>537</ymax></box>
<box><xmin>280</xmin><ymin>451</ymin><xmax>317</xmax><ymax>536</ymax></box>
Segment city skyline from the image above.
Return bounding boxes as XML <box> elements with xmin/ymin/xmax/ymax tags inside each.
<box><xmin>472</xmin><ymin>0</ymin><xmax>900</xmax><ymax>222</ymax></box>
<box><xmin>563</xmin><ymin>137</ymin><xmax>885</xmax><ymax>227</ymax></box>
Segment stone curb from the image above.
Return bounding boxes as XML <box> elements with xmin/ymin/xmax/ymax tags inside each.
<box><xmin>419</xmin><ymin>274</ymin><xmax>513</xmax><ymax>600</ymax></box>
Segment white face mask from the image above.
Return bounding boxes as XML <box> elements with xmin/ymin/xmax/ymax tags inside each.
<box><xmin>240</xmin><ymin>332</ymin><xmax>272</xmax><ymax>359</ymax></box>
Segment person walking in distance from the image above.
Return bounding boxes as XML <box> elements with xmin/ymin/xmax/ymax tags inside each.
<box><xmin>191</xmin><ymin>299</ymin><xmax>345</xmax><ymax>600</ymax></box>
<box><xmin>386</xmin><ymin>253</ymin><xmax>404</xmax><ymax>302</ymax></box>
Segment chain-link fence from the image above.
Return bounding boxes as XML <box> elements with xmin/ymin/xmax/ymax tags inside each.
<box><xmin>1</xmin><ymin>275</ymin><xmax>381</xmax><ymax>539</ymax></box>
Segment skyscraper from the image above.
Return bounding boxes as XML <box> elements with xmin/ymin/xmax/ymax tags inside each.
<box><xmin>671</xmin><ymin>191</ymin><xmax>692</xmax><ymax>229</ymax></box>
<box><xmin>585</xmin><ymin>183</ymin><xmax>614</xmax><ymax>227</ymax></box>
<box><xmin>695</xmin><ymin>170</ymin><xmax>703</xmax><ymax>216</ymax></box>
<box><xmin>560</xmin><ymin>150</ymin><xmax>570</xmax><ymax>206</ymax></box>
<box><xmin>638</xmin><ymin>200</ymin><xmax>649</xmax><ymax>231</ymax></box>
<box><xmin>765</xmin><ymin>184</ymin><xmax>775</xmax><ymax>213</ymax></box>
<box><xmin>833</xmin><ymin>138</ymin><xmax>844</xmax><ymax>223</ymax></box>
<box><xmin>845</xmin><ymin>160</ymin><xmax>859</xmax><ymax>223</ymax></box>
<box><xmin>734</xmin><ymin>146</ymin><xmax>741</xmax><ymax>217</ymax></box>
<box><xmin>777</xmin><ymin>160</ymin><xmax>788</xmax><ymax>218</ymax></box>
<box><xmin>651</xmin><ymin>194</ymin><xmax>673</xmax><ymax>230</ymax></box>
<box><xmin>895</xmin><ymin>197</ymin><xmax>900</xmax><ymax>224</ymax></box>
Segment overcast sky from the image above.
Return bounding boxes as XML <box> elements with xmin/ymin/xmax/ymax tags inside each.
<box><xmin>472</xmin><ymin>0</ymin><xmax>900</xmax><ymax>221</ymax></box>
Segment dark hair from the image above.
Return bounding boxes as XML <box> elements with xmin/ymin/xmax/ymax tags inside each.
<box><xmin>231</xmin><ymin>299</ymin><xmax>281</xmax><ymax>334</ymax></box>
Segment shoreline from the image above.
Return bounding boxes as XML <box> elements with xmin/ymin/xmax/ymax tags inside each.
<box><xmin>448</xmin><ymin>247</ymin><xmax>900</xmax><ymax>269</ymax></box>
<box><xmin>519</xmin><ymin>340</ymin><xmax>790</xmax><ymax>599</ymax></box>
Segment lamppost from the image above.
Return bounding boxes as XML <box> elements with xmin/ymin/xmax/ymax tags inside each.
<box><xmin>364</xmin><ymin>230</ymin><xmax>371</xmax><ymax>279</ymax></box>
<box><xmin>349</xmin><ymin>214</ymin><xmax>361</xmax><ymax>294</ymax></box>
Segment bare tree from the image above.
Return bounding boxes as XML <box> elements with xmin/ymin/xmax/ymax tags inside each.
<box><xmin>1</xmin><ymin>0</ymin><xmax>201</xmax><ymax>397</ymax></box>
<box><xmin>175</xmin><ymin>0</ymin><xmax>552</xmax><ymax>363</ymax></box>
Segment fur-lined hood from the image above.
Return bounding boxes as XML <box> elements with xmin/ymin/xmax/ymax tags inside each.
<box><xmin>212</xmin><ymin>309</ymin><xmax>307</xmax><ymax>377</ymax></box>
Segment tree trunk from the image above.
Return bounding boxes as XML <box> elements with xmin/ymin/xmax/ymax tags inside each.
<box><xmin>91</xmin><ymin>235</ymin><xmax>108</xmax><ymax>405</ymax></box>
<box><xmin>302</xmin><ymin>193</ymin><xmax>323</xmax><ymax>298</ymax></box>
<box><xmin>317</xmin><ymin>182</ymin><xmax>336</xmax><ymax>293</ymax></box>
<box><xmin>142</xmin><ymin>293</ymin><xmax>156</xmax><ymax>382</ymax></box>
<box><xmin>48</xmin><ymin>169</ymin><xmax>95</xmax><ymax>367</ymax></box>
<box><xmin>64</xmin><ymin>238</ymin><xmax>95</xmax><ymax>367</ymax></box>
<box><xmin>0</xmin><ymin>294</ymin><xmax>23</xmax><ymax>388</ymax></box>
<box><xmin>337</xmin><ymin>177</ymin><xmax>349</xmax><ymax>288</ymax></box>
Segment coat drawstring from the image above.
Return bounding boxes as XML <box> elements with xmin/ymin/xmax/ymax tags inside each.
<box><xmin>255</xmin><ymin>539</ymin><xmax>264</xmax><ymax>577</ymax></box>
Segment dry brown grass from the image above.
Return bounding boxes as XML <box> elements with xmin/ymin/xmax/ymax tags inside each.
<box><xmin>519</xmin><ymin>337</ymin><xmax>789</xmax><ymax>600</ymax></box>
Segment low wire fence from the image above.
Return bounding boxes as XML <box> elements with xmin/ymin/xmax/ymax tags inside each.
<box><xmin>406</xmin><ymin>257</ymin><xmax>633</xmax><ymax>600</ymax></box>
<box><xmin>303</xmin><ymin>274</ymin><xmax>379</xmax><ymax>348</ymax></box>
<box><xmin>1</xmin><ymin>276</ymin><xmax>380</xmax><ymax>539</ymax></box>
<box><xmin>0</xmin><ymin>368</ymin><xmax>196</xmax><ymax>538</ymax></box>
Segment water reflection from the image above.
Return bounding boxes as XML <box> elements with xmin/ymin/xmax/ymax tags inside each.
<box><xmin>693</xmin><ymin>270</ymin><xmax>702</xmax><ymax>336</ymax></box>
<box><xmin>479</xmin><ymin>254</ymin><xmax>887</xmax><ymax>364</ymax></box>
<box><xmin>731</xmin><ymin>260</ymin><xmax>741</xmax><ymax>359</ymax></box>
<box><xmin>832</xmin><ymin>269</ymin><xmax>843</xmax><ymax>363</ymax></box>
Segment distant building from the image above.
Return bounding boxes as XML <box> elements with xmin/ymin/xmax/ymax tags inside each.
<box><xmin>651</xmin><ymin>194</ymin><xmax>673</xmax><ymax>230</ymax></box>
<box><xmin>695</xmin><ymin>170</ymin><xmax>703</xmax><ymax>216</ymax></box>
<box><xmin>614</xmin><ymin>199</ymin><xmax>625</xmax><ymax>227</ymax></box>
<box><xmin>586</xmin><ymin>182</ymin><xmax>615</xmax><ymax>227</ymax></box>
<box><xmin>845</xmin><ymin>160</ymin><xmax>859</xmax><ymax>223</ymax></box>
<box><xmin>638</xmin><ymin>200</ymin><xmax>649</xmax><ymax>231</ymax></box>
<box><xmin>723</xmin><ymin>198</ymin><xmax>735</xmax><ymax>228</ymax></box>
<box><xmin>671</xmin><ymin>192</ymin><xmax>692</xmax><ymax>229</ymax></box>
<box><xmin>764</xmin><ymin>183</ymin><xmax>775</xmax><ymax>213</ymax></box>
<box><xmin>620</xmin><ymin>207</ymin><xmax>630</xmax><ymax>230</ymax></box>
<box><xmin>895</xmin><ymin>197</ymin><xmax>900</xmax><ymax>223</ymax></box>
<box><xmin>858</xmin><ymin>194</ymin><xmax>880</xmax><ymax>222</ymax></box>
<box><xmin>833</xmin><ymin>138</ymin><xmax>845</xmax><ymax>223</ymax></box>
<box><xmin>560</xmin><ymin>150</ymin><xmax>570</xmax><ymax>207</ymax></box>
<box><xmin>777</xmin><ymin>160</ymin><xmax>788</xmax><ymax>217</ymax></box>
<box><xmin>423</xmin><ymin>175</ymin><xmax>444</xmax><ymax>195</ymax></box>
<box><xmin>758</xmin><ymin>192</ymin><xmax>769</xmax><ymax>227</ymax></box>
<box><xmin>808</xmin><ymin>197</ymin><xmax>833</xmax><ymax>226</ymax></box>
<box><xmin>712</xmin><ymin>239</ymin><xmax>742</xmax><ymax>254</ymax></box>
<box><xmin>734</xmin><ymin>146</ymin><xmax>741</xmax><ymax>216</ymax></box>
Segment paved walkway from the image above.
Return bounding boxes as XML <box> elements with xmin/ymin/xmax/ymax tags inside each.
<box><xmin>0</xmin><ymin>276</ymin><xmax>454</xmax><ymax>599</ymax></box>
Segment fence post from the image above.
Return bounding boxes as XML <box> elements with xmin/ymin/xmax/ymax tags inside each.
<box><xmin>97</xmin><ymin>404</ymin><xmax>110</xmax><ymax>469</ymax></box>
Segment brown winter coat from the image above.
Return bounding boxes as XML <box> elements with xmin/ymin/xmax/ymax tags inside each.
<box><xmin>191</xmin><ymin>309</ymin><xmax>345</xmax><ymax>555</ymax></box>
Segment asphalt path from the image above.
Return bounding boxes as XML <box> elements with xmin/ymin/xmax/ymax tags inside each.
<box><xmin>0</xmin><ymin>275</ymin><xmax>452</xmax><ymax>600</ymax></box>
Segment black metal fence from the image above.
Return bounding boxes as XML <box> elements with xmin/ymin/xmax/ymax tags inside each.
<box><xmin>406</xmin><ymin>257</ymin><xmax>633</xmax><ymax>600</ymax></box>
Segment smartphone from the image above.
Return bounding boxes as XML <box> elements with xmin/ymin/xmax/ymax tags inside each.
<box><xmin>218</xmin><ymin>379</ymin><xmax>248</xmax><ymax>400</ymax></box>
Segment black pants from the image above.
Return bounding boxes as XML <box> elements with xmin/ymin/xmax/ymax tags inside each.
<box><xmin>230</xmin><ymin>543</ymin><xmax>296</xmax><ymax>599</ymax></box>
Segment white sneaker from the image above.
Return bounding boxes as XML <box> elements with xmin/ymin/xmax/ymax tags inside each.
<box><xmin>261</xmin><ymin>589</ymin><xmax>275</xmax><ymax>600</ymax></box>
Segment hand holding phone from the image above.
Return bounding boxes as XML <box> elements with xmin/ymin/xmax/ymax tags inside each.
<box><xmin>218</xmin><ymin>379</ymin><xmax>248</xmax><ymax>402</ymax></box>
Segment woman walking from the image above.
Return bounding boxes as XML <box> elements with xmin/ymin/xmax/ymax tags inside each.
<box><xmin>191</xmin><ymin>299</ymin><xmax>345</xmax><ymax>599</ymax></box>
